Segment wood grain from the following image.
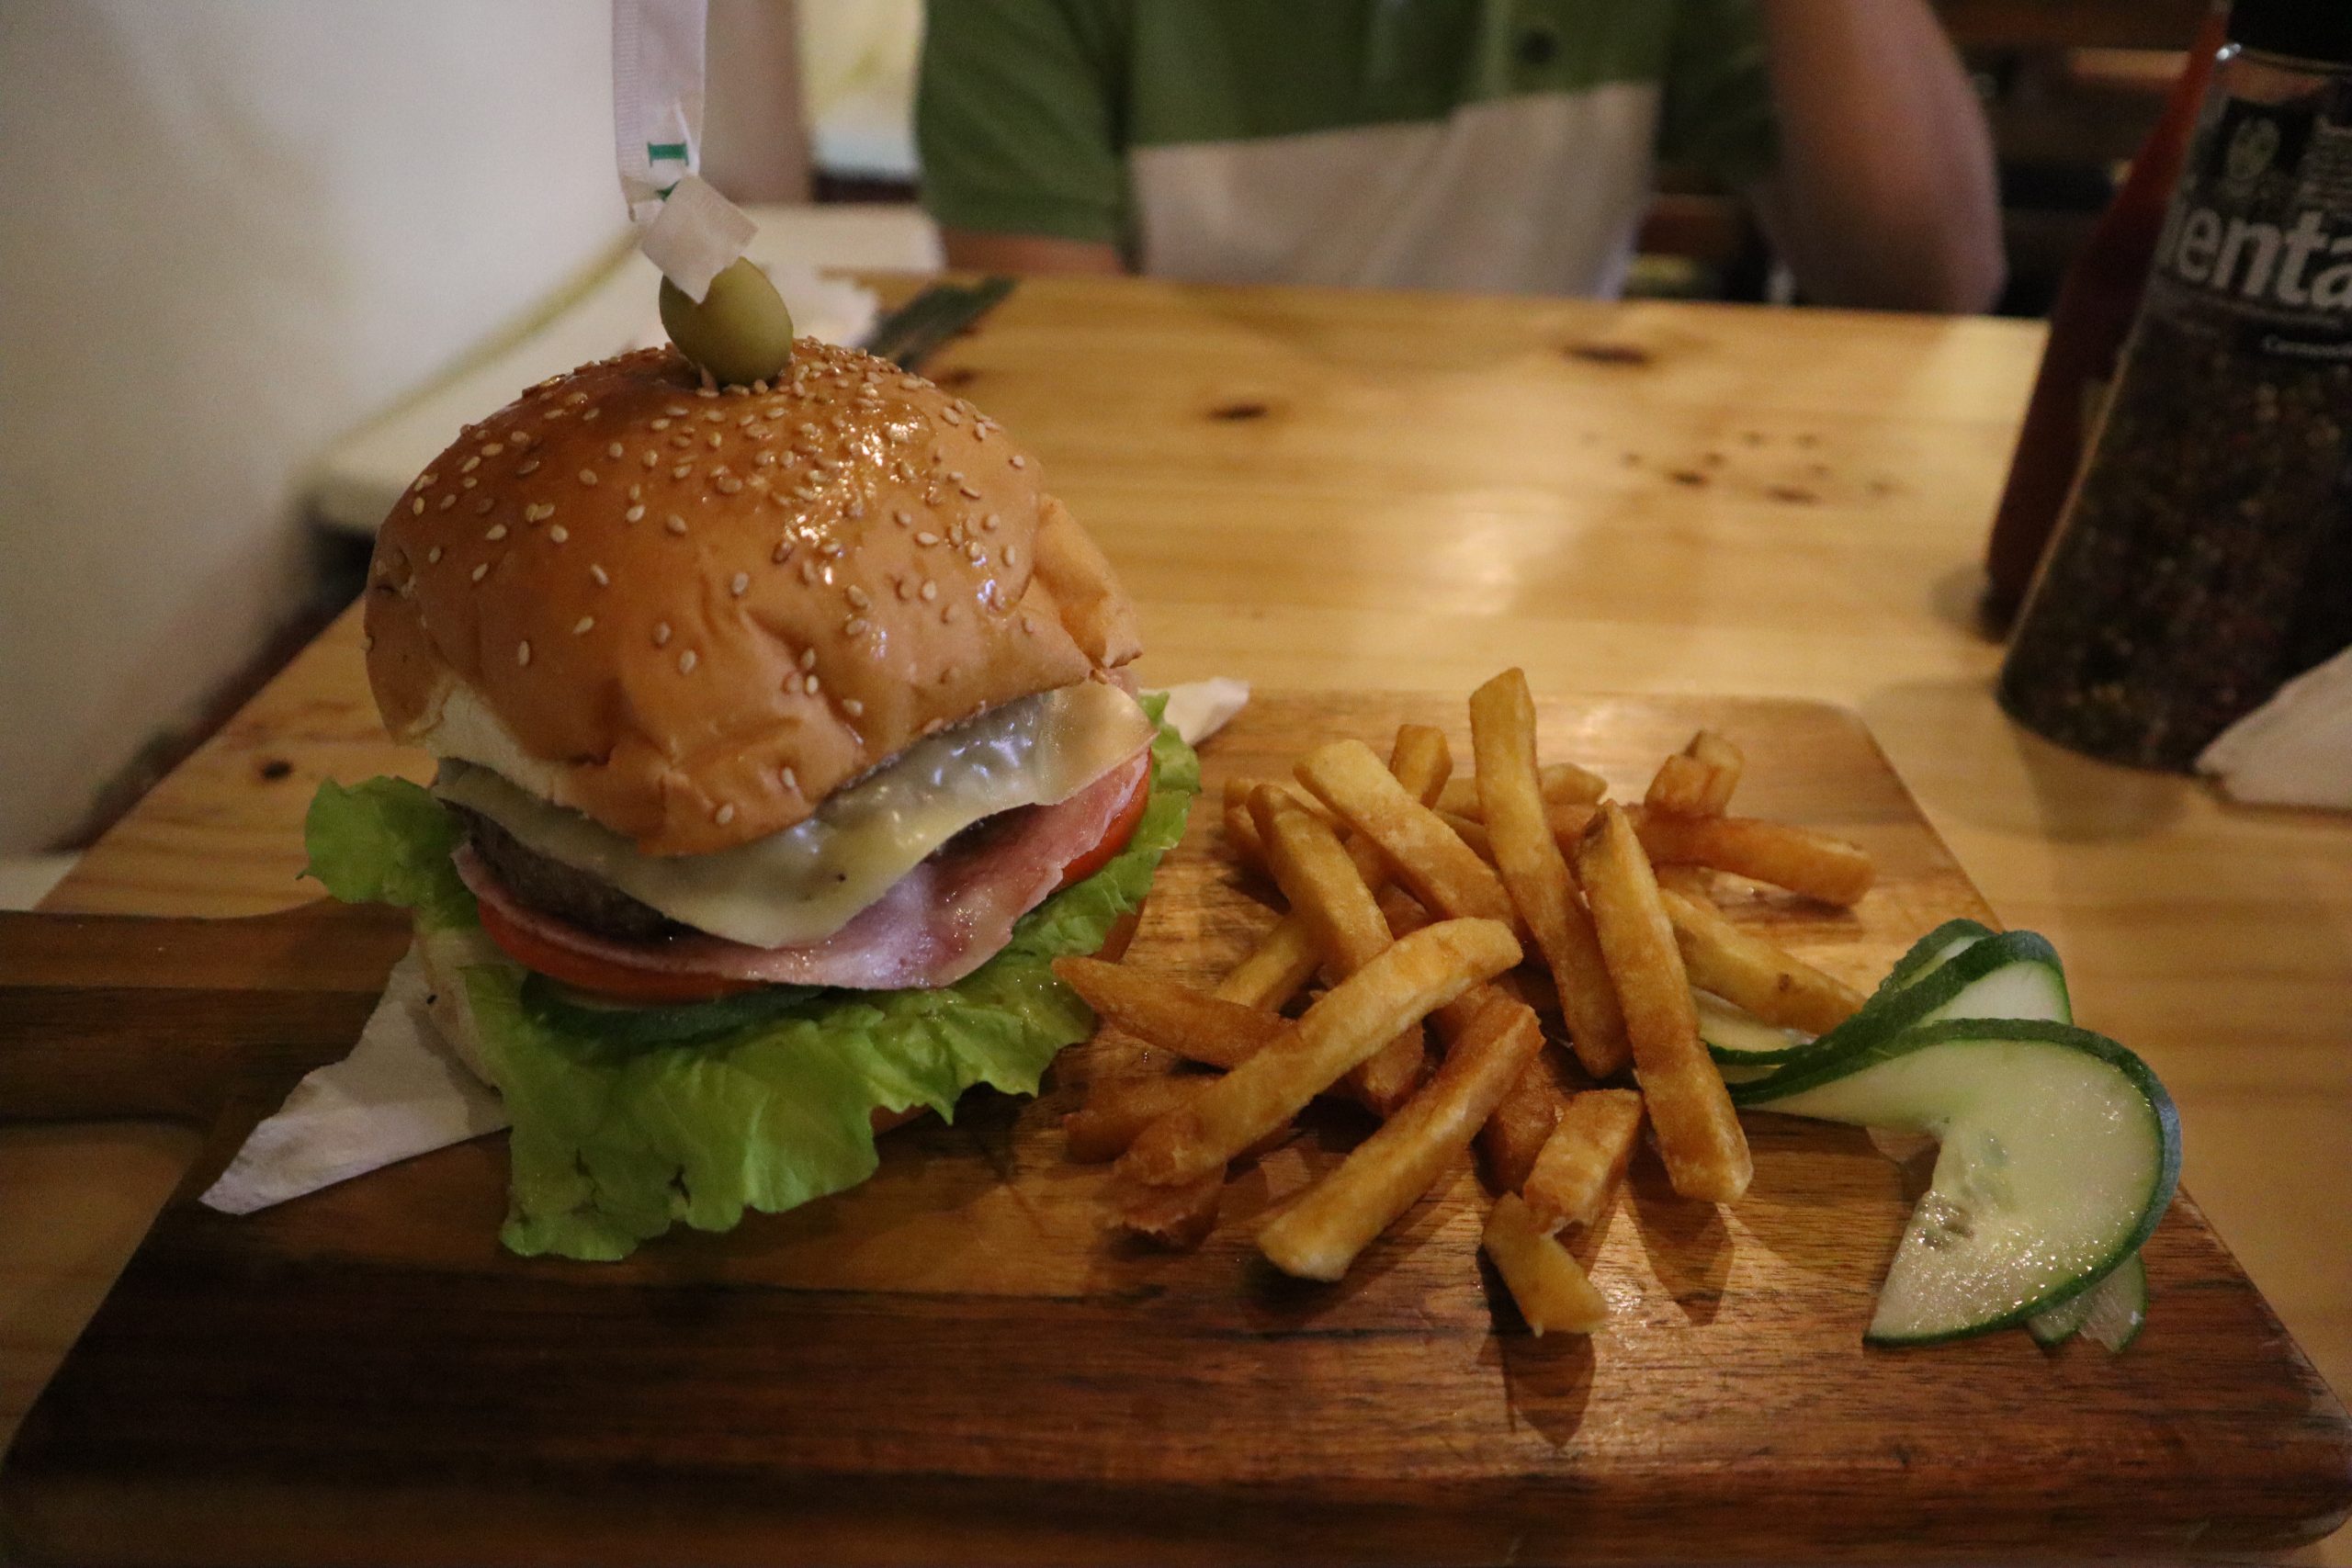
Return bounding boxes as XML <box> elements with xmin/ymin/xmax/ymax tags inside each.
<box><xmin>7</xmin><ymin>276</ymin><xmax>2350</xmax><ymax>1561</ymax></box>
<box><xmin>3</xmin><ymin>694</ymin><xmax>2346</xmax><ymax>1566</ymax></box>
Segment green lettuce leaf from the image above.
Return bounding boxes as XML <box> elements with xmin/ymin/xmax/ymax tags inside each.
<box><xmin>302</xmin><ymin>694</ymin><xmax>1200</xmax><ymax>1260</ymax></box>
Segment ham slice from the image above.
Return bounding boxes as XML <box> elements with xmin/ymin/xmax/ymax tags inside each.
<box><xmin>456</xmin><ymin>749</ymin><xmax>1150</xmax><ymax>991</ymax></box>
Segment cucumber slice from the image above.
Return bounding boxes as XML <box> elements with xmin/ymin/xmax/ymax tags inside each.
<box><xmin>1743</xmin><ymin>1019</ymin><xmax>2179</xmax><ymax>1344</ymax></box>
<box><xmin>2028</xmin><ymin>1250</ymin><xmax>2150</xmax><ymax>1351</ymax></box>
<box><xmin>1728</xmin><ymin>929</ymin><xmax>2071</xmax><ymax>1106</ymax></box>
<box><xmin>1697</xmin><ymin>990</ymin><xmax>1814</xmax><ymax>1064</ymax></box>
<box><xmin>1876</xmin><ymin>918</ymin><xmax>1995</xmax><ymax>994</ymax></box>
<box><xmin>518</xmin><ymin>973</ymin><xmax>819</xmax><ymax>1048</ymax></box>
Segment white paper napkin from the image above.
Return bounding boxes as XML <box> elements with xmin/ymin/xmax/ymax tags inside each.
<box><xmin>2197</xmin><ymin>645</ymin><xmax>2352</xmax><ymax>810</ymax></box>
<box><xmin>199</xmin><ymin>682</ymin><xmax>1251</xmax><ymax>1214</ymax></box>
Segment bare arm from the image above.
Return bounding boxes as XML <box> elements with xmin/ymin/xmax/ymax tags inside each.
<box><xmin>941</xmin><ymin>228</ymin><xmax>1127</xmax><ymax>277</ymax></box>
<box><xmin>1747</xmin><ymin>0</ymin><xmax>2005</xmax><ymax>313</ymax></box>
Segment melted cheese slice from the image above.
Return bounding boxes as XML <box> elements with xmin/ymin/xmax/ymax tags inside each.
<box><xmin>434</xmin><ymin>682</ymin><xmax>1153</xmax><ymax>948</ymax></box>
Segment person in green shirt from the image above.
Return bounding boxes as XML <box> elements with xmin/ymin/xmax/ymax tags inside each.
<box><xmin>918</xmin><ymin>0</ymin><xmax>2002</xmax><ymax>311</ymax></box>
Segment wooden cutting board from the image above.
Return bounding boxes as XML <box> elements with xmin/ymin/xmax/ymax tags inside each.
<box><xmin>4</xmin><ymin>694</ymin><xmax>2347</xmax><ymax>1566</ymax></box>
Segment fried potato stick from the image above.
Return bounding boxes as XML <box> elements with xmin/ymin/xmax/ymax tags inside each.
<box><xmin>1253</xmin><ymin>787</ymin><xmax>1427</xmax><ymax>1114</ymax></box>
<box><xmin>1117</xmin><ymin>919</ymin><xmax>1521</xmax><ymax>1188</ymax></box>
<box><xmin>1435</xmin><ymin>762</ymin><xmax>1609</xmax><ymax>820</ymax></box>
<box><xmin>1296</xmin><ymin>739</ymin><xmax>1520</xmax><ymax>931</ymax></box>
<box><xmin>1109</xmin><ymin>1169</ymin><xmax>1224</xmax><ymax>1251</ymax></box>
<box><xmin>1055</xmin><ymin>955</ymin><xmax>1289</xmax><ymax>1068</ymax></box>
<box><xmin>1213</xmin><ymin>727</ymin><xmax>1453</xmax><ymax>1014</ymax></box>
<box><xmin>1522</xmin><ymin>1088</ymin><xmax>1645</xmax><ymax>1231</ymax></box>
<box><xmin>1645</xmin><ymin>730</ymin><xmax>1745</xmax><ymax>818</ymax></box>
<box><xmin>1655</xmin><ymin>887</ymin><xmax>1864</xmax><ymax>1036</ymax></box>
<box><xmin>1575</xmin><ymin>804</ymin><xmax>1751</xmax><ymax>1204</ymax></box>
<box><xmin>1470</xmin><ymin>668</ymin><xmax>1631</xmax><ymax>1078</ymax></box>
<box><xmin>1484</xmin><ymin>1192</ymin><xmax>1609</xmax><ymax>1336</ymax></box>
<box><xmin>1065</xmin><ymin>1075</ymin><xmax>1216</xmax><ymax>1162</ymax></box>
<box><xmin>1548</xmin><ymin>804</ymin><xmax>1876</xmax><ymax>908</ymax></box>
<box><xmin>1261</xmin><ymin>994</ymin><xmax>1545</xmax><ymax>1280</ymax></box>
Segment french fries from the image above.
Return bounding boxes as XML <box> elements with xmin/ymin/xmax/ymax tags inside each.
<box><xmin>1295</xmin><ymin>739</ymin><xmax>1520</xmax><ymax>931</ymax></box>
<box><xmin>1645</xmin><ymin>730</ymin><xmax>1744</xmax><ymax>818</ymax></box>
<box><xmin>1435</xmin><ymin>762</ymin><xmax>1609</xmax><ymax>820</ymax></box>
<box><xmin>1483</xmin><ymin>1192</ymin><xmax>1609</xmax><ymax>1336</ymax></box>
<box><xmin>1214</xmin><ymin>727</ymin><xmax>1453</xmax><ymax>1014</ymax></box>
<box><xmin>1055</xmin><ymin>955</ymin><xmax>1288</xmax><ymax>1069</ymax></box>
<box><xmin>1470</xmin><ymin>668</ymin><xmax>1631</xmax><ymax>1079</ymax></box>
<box><xmin>1548</xmin><ymin>803</ymin><xmax>1875</xmax><ymax>908</ymax></box>
<box><xmin>1065</xmin><ymin>1075</ymin><xmax>1215</xmax><ymax>1162</ymax></box>
<box><xmin>1261</xmin><ymin>994</ymin><xmax>1545</xmax><ymax>1280</ymax></box>
<box><xmin>1479</xmin><ymin>1057</ymin><xmax>1569</xmax><ymax>1195</ymax></box>
<box><xmin>1575</xmin><ymin>804</ymin><xmax>1751</xmax><ymax>1204</ymax></box>
<box><xmin>1657</xmin><ymin>887</ymin><xmax>1864</xmax><ymax>1036</ymax></box>
<box><xmin>1110</xmin><ymin>1170</ymin><xmax>1223</xmax><ymax>1251</ymax></box>
<box><xmin>1522</xmin><ymin>1089</ymin><xmax>1645</xmax><ymax>1230</ymax></box>
<box><xmin>1252</xmin><ymin>786</ymin><xmax>1428</xmax><ymax>1114</ymax></box>
<box><xmin>1117</xmin><ymin>919</ymin><xmax>1521</xmax><ymax>1189</ymax></box>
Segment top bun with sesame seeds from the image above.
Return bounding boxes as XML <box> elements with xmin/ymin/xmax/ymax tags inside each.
<box><xmin>362</xmin><ymin>342</ymin><xmax>1139</xmax><ymax>857</ymax></box>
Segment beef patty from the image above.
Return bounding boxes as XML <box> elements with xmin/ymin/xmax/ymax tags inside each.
<box><xmin>452</xmin><ymin>807</ymin><xmax>692</xmax><ymax>942</ymax></box>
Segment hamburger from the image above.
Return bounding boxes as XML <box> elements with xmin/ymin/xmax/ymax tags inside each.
<box><xmin>305</xmin><ymin>340</ymin><xmax>1196</xmax><ymax>1259</ymax></box>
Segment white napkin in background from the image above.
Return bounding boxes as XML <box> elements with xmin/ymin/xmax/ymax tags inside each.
<box><xmin>199</xmin><ymin>682</ymin><xmax>1250</xmax><ymax>1216</ymax></box>
<box><xmin>2197</xmin><ymin>645</ymin><xmax>2352</xmax><ymax>810</ymax></box>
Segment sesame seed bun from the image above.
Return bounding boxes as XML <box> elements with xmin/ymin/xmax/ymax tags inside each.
<box><xmin>363</xmin><ymin>344</ymin><xmax>1140</xmax><ymax>856</ymax></box>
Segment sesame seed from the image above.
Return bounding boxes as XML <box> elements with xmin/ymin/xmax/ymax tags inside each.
<box><xmin>475</xmin><ymin>497</ymin><xmax>495</xmax><ymax>514</ymax></box>
<box><xmin>799</xmin><ymin>648</ymin><xmax>817</xmax><ymax>670</ymax></box>
<box><xmin>549</xmin><ymin>525</ymin><xmax>569</xmax><ymax>543</ymax></box>
<box><xmin>665</xmin><ymin>404</ymin><xmax>689</xmax><ymax>417</ymax></box>
<box><xmin>438</xmin><ymin>495</ymin><xmax>456</xmax><ymax>511</ymax></box>
<box><xmin>682</xmin><ymin>654</ymin><xmax>700</xmax><ymax>676</ymax></box>
<box><xmin>948</xmin><ymin>470</ymin><xmax>966</xmax><ymax>482</ymax></box>
<box><xmin>847</xmin><ymin>500</ymin><xmax>865</xmax><ymax>519</ymax></box>
<box><xmin>571</xmin><ymin>615</ymin><xmax>594</xmax><ymax>636</ymax></box>
<box><xmin>842</xmin><ymin>698</ymin><xmax>864</xmax><ymax>717</ymax></box>
<box><xmin>642</xmin><ymin>452</ymin><xmax>659</xmax><ymax>468</ymax></box>
<box><xmin>1010</xmin><ymin>455</ymin><xmax>1026</xmax><ymax>469</ymax></box>
<box><xmin>524</xmin><ymin>502</ymin><xmax>554</xmax><ymax>523</ymax></box>
<box><xmin>518</xmin><ymin>458</ymin><xmax>541</xmax><ymax>475</ymax></box>
<box><xmin>578</xmin><ymin>468</ymin><xmax>598</xmax><ymax>486</ymax></box>
<box><xmin>799</xmin><ymin>558</ymin><xmax>819</xmax><ymax>584</ymax></box>
<box><xmin>420</xmin><ymin>472</ymin><xmax>439</xmax><ymax>487</ymax></box>
<box><xmin>958</xmin><ymin>484</ymin><xmax>982</xmax><ymax>500</ymax></box>
<box><xmin>1020</xmin><ymin>613</ymin><xmax>1037</xmax><ymax>635</ymax></box>
<box><xmin>516</xmin><ymin>641</ymin><xmax>532</xmax><ymax>666</ymax></box>
<box><xmin>628</xmin><ymin>483</ymin><xmax>642</xmax><ymax>501</ymax></box>
<box><xmin>754</xmin><ymin>450</ymin><xmax>775</xmax><ymax>468</ymax></box>
<box><xmin>781</xmin><ymin>766</ymin><xmax>798</xmax><ymax>792</ymax></box>
<box><xmin>942</xmin><ymin>604</ymin><xmax>959</xmax><ymax>624</ymax></box>
<box><xmin>462</xmin><ymin>456</ymin><xmax>481</xmax><ymax>474</ymax></box>
<box><xmin>625</xmin><ymin>504</ymin><xmax>645</xmax><ymax>523</ymax></box>
<box><xmin>582</xmin><ymin>408</ymin><xmax>600</xmax><ymax>423</ymax></box>
<box><xmin>941</xmin><ymin>408</ymin><xmax>962</xmax><ymax>425</ymax></box>
<box><xmin>773</xmin><ymin>539</ymin><xmax>795</xmax><ymax>563</ymax></box>
<box><xmin>590</xmin><ymin>563</ymin><xmax>609</xmax><ymax>586</ymax></box>
<box><xmin>651</xmin><ymin>418</ymin><xmax>671</xmax><ymax>431</ymax></box>
<box><xmin>412</xmin><ymin>497</ymin><xmax>425</xmax><ymax>515</ymax></box>
<box><xmin>567</xmin><ymin>392</ymin><xmax>588</xmax><ymax>406</ymax></box>
<box><xmin>471</xmin><ymin>563</ymin><xmax>489</xmax><ymax>582</ymax></box>
<box><xmin>673</xmin><ymin>464</ymin><xmax>694</xmax><ymax>479</ymax></box>
<box><xmin>894</xmin><ymin>509</ymin><xmax>912</xmax><ymax>526</ymax></box>
<box><xmin>716</xmin><ymin>802</ymin><xmax>736</xmax><ymax>825</ymax></box>
<box><xmin>707</xmin><ymin>434</ymin><xmax>722</xmax><ymax>449</ymax></box>
<box><xmin>654</xmin><ymin>621</ymin><xmax>672</xmax><ymax>647</ymax></box>
<box><xmin>485</xmin><ymin>524</ymin><xmax>508</xmax><ymax>541</ymax></box>
<box><xmin>846</xmin><ymin>585</ymin><xmax>870</xmax><ymax>609</ymax></box>
<box><xmin>786</xmin><ymin>672</ymin><xmax>804</xmax><ymax>695</ymax></box>
<box><xmin>705</xmin><ymin>410</ymin><xmax>725</xmax><ymax>423</ymax></box>
<box><xmin>966</xmin><ymin>543</ymin><xmax>984</xmax><ymax>562</ymax></box>
<box><xmin>821</xmin><ymin>541</ymin><xmax>844</xmax><ymax>559</ymax></box>
<box><xmin>805</xmin><ymin>672</ymin><xmax>820</xmax><ymax>694</ymax></box>
<box><xmin>843</xmin><ymin>616</ymin><xmax>868</xmax><ymax>637</ymax></box>
<box><xmin>730</xmin><ymin>571</ymin><xmax>750</xmax><ymax>597</ymax></box>
<box><xmin>606</xmin><ymin>442</ymin><xmax>624</xmax><ymax>459</ymax></box>
<box><xmin>1003</xmin><ymin>545</ymin><xmax>1019</xmax><ymax>567</ymax></box>
<box><xmin>543</xmin><ymin>408</ymin><xmax>567</xmax><ymax>420</ymax></box>
<box><xmin>981</xmin><ymin>513</ymin><xmax>1000</xmax><ymax>531</ymax></box>
<box><xmin>915</xmin><ymin>531</ymin><xmax>940</xmax><ymax>547</ymax></box>
<box><xmin>895</xmin><ymin>578</ymin><xmax>914</xmax><ymax>601</ymax></box>
<box><xmin>716</xmin><ymin>476</ymin><xmax>743</xmax><ymax>494</ymax></box>
<box><xmin>672</xmin><ymin>434</ymin><xmax>694</xmax><ymax>449</ymax></box>
<box><xmin>359</xmin><ymin>634</ymin><xmax>374</xmax><ymax>651</ymax></box>
<box><xmin>427</xmin><ymin>546</ymin><xmax>444</xmax><ymax>563</ymax></box>
<box><xmin>920</xmin><ymin>580</ymin><xmax>937</xmax><ymax>602</ymax></box>
<box><xmin>665</xmin><ymin>514</ymin><xmax>686</xmax><ymax>536</ymax></box>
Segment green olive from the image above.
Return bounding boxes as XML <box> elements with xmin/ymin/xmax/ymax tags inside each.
<box><xmin>659</xmin><ymin>257</ymin><xmax>795</xmax><ymax>387</ymax></box>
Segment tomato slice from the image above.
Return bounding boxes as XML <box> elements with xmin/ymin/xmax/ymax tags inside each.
<box><xmin>474</xmin><ymin>897</ymin><xmax>763</xmax><ymax>1004</ymax></box>
<box><xmin>1051</xmin><ymin>760</ymin><xmax>1151</xmax><ymax>894</ymax></box>
<box><xmin>472</xmin><ymin>756</ymin><xmax>1153</xmax><ymax>1003</ymax></box>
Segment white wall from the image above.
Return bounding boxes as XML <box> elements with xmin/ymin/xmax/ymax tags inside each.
<box><xmin>0</xmin><ymin>3</ymin><xmax>630</xmax><ymax>853</ymax></box>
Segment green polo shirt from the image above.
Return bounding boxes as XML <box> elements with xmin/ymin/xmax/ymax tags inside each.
<box><xmin>918</xmin><ymin>0</ymin><xmax>1778</xmax><ymax>297</ymax></box>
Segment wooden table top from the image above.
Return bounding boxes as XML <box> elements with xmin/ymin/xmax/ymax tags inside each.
<box><xmin>8</xmin><ymin>274</ymin><xmax>2348</xmax><ymax>1562</ymax></box>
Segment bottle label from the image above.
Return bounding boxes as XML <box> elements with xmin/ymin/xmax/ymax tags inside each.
<box><xmin>2149</xmin><ymin>74</ymin><xmax>2352</xmax><ymax>351</ymax></box>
